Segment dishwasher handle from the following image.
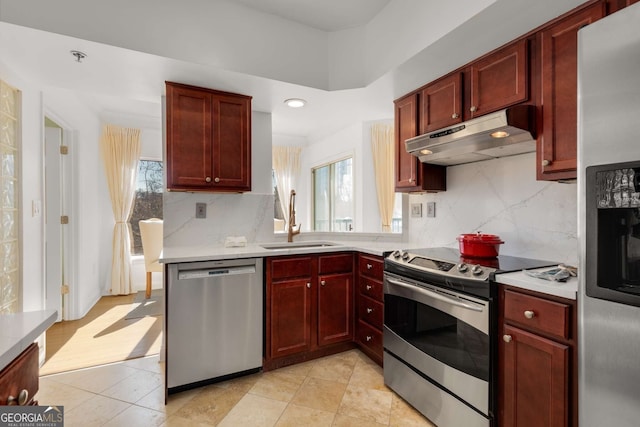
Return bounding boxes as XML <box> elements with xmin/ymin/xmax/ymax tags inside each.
<box><xmin>177</xmin><ymin>265</ymin><xmax>256</xmax><ymax>280</ymax></box>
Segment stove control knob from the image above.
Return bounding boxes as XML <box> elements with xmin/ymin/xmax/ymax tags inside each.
<box><xmin>393</xmin><ymin>250</ymin><xmax>402</xmax><ymax>259</ymax></box>
<box><xmin>457</xmin><ymin>263</ymin><xmax>468</xmax><ymax>273</ymax></box>
<box><xmin>471</xmin><ymin>265</ymin><xmax>483</xmax><ymax>276</ymax></box>
<box><xmin>401</xmin><ymin>252</ymin><xmax>410</xmax><ymax>261</ymax></box>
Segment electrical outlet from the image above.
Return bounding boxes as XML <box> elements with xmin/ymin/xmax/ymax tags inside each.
<box><xmin>195</xmin><ymin>203</ymin><xmax>207</xmax><ymax>219</ymax></box>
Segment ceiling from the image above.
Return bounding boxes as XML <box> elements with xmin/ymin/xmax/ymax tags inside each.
<box><xmin>229</xmin><ymin>0</ymin><xmax>391</xmax><ymax>31</ymax></box>
<box><xmin>0</xmin><ymin>0</ymin><xmax>586</xmax><ymax>143</ymax></box>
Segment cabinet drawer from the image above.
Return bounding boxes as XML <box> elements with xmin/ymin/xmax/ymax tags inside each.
<box><xmin>358</xmin><ymin>295</ymin><xmax>384</xmax><ymax>329</ymax></box>
<box><xmin>269</xmin><ymin>256</ymin><xmax>314</xmax><ymax>280</ymax></box>
<box><xmin>358</xmin><ymin>255</ymin><xmax>383</xmax><ymax>280</ymax></box>
<box><xmin>504</xmin><ymin>290</ymin><xmax>571</xmax><ymax>339</ymax></box>
<box><xmin>0</xmin><ymin>343</ymin><xmax>39</xmax><ymax>406</ymax></box>
<box><xmin>356</xmin><ymin>319</ymin><xmax>383</xmax><ymax>358</ymax></box>
<box><xmin>318</xmin><ymin>253</ymin><xmax>353</xmax><ymax>275</ymax></box>
<box><xmin>359</xmin><ymin>276</ymin><xmax>383</xmax><ymax>301</ymax></box>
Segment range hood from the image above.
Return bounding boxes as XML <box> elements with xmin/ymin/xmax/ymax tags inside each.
<box><xmin>405</xmin><ymin>105</ymin><xmax>537</xmax><ymax>166</ymax></box>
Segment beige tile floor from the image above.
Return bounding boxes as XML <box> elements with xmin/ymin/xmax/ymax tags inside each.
<box><xmin>37</xmin><ymin>349</ymin><xmax>436</xmax><ymax>427</ymax></box>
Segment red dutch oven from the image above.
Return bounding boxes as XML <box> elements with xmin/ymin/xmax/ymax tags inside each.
<box><xmin>457</xmin><ymin>232</ymin><xmax>504</xmax><ymax>258</ymax></box>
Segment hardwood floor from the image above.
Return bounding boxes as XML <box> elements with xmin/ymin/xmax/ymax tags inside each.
<box><xmin>41</xmin><ymin>293</ymin><xmax>162</xmax><ymax>376</ymax></box>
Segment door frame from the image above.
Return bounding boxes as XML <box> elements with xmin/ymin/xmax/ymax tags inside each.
<box><xmin>43</xmin><ymin>109</ymin><xmax>77</xmax><ymax>321</ymax></box>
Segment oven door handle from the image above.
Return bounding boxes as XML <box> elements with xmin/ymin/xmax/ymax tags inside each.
<box><xmin>386</xmin><ymin>277</ymin><xmax>484</xmax><ymax>312</ymax></box>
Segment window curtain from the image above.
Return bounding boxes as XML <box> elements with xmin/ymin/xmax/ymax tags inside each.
<box><xmin>272</xmin><ymin>146</ymin><xmax>302</xmax><ymax>226</ymax></box>
<box><xmin>100</xmin><ymin>124</ymin><xmax>141</xmax><ymax>295</ymax></box>
<box><xmin>371</xmin><ymin>124</ymin><xmax>395</xmax><ymax>232</ymax></box>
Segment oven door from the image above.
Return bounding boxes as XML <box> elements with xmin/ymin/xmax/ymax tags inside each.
<box><xmin>383</xmin><ymin>272</ymin><xmax>491</xmax><ymax>418</ymax></box>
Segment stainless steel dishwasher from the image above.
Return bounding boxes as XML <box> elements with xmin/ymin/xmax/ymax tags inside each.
<box><xmin>166</xmin><ymin>258</ymin><xmax>263</xmax><ymax>393</ymax></box>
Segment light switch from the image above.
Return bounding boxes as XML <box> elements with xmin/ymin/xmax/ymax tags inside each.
<box><xmin>427</xmin><ymin>202</ymin><xmax>436</xmax><ymax>218</ymax></box>
<box><xmin>32</xmin><ymin>200</ymin><xmax>42</xmax><ymax>217</ymax></box>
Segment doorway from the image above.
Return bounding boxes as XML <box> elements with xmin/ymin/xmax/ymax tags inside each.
<box><xmin>44</xmin><ymin>117</ymin><xmax>70</xmax><ymax>322</ymax></box>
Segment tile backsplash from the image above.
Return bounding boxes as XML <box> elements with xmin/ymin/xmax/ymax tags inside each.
<box><xmin>163</xmin><ymin>192</ymin><xmax>274</xmax><ymax>248</ymax></box>
<box><xmin>408</xmin><ymin>153</ymin><xmax>578</xmax><ymax>265</ymax></box>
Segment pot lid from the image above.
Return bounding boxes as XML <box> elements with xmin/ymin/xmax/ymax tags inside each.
<box><xmin>457</xmin><ymin>232</ymin><xmax>504</xmax><ymax>243</ymax></box>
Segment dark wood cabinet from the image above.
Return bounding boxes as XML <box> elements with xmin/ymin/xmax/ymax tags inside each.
<box><xmin>270</xmin><ymin>277</ymin><xmax>313</xmax><ymax>359</ymax></box>
<box><xmin>355</xmin><ymin>253</ymin><xmax>384</xmax><ymax>366</ymax></box>
<box><xmin>265</xmin><ymin>253</ymin><xmax>354</xmax><ymax>370</ymax></box>
<box><xmin>498</xmin><ymin>286</ymin><xmax>577</xmax><ymax>427</ymax></box>
<box><xmin>467</xmin><ymin>39</ymin><xmax>529</xmax><ymax>119</ymax></box>
<box><xmin>537</xmin><ymin>3</ymin><xmax>604</xmax><ymax>181</ymax></box>
<box><xmin>419</xmin><ymin>73</ymin><xmax>463</xmax><ymax>133</ymax></box>
<box><xmin>165</xmin><ymin>81</ymin><xmax>251</xmax><ymax>192</ymax></box>
<box><xmin>606</xmin><ymin>0</ymin><xmax>640</xmax><ymax>14</ymax></box>
<box><xmin>394</xmin><ymin>93</ymin><xmax>447</xmax><ymax>193</ymax></box>
<box><xmin>0</xmin><ymin>343</ymin><xmax>39</xmax><ymax>406</ymax></box>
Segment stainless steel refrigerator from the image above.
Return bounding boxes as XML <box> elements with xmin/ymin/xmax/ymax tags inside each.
<box><xmin>578</xmin><ymin>3</ymin><xmax>640</xmax><ymax>426</ymax></box>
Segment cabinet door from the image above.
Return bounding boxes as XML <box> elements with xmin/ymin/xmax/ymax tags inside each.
<box><xmin>420</xmin><ymin>73</ymin><xmax>463</xmax><ymax>133</ymax></box>
<box><xmin>317</xmin><ymin>273</ymin><xmax>353</xmax><ymax>346</ymax></box>
<box><xmin>270</xmin><ymin>279</ymin><xmax>313</xmax><ymax>358</ymax></box>
<box><xmin>502</xmin><ymin>324</ymin><xmax>569</xmax><ymax>427</ymax></box>
<box><xmin>166</xmin><ymin>83</ymin><xmax>213</xmax><ymax>189</ymax></box>
<box><xmin>538</xmin><ymin>3</ymin><xmax>604</xmax><ymax>180</ymax></box>
<box><xmin>468</xmin><ymin>39</ymin><xmax>529</xmax><ymax>118</ymax></box>
<box><xmin>394</xmin><ymin>94</ymin><xmax>447</xmax><ymax>193</ymax></box>
<box><xmin>394</xmin><ymin>93</ymin><xmax>420</xmax><ymax>191</ymax></box>
<box><xmin>211</xmin><ymin>94</ymin><xmax>251</xmax><ymax>191</ymax></box>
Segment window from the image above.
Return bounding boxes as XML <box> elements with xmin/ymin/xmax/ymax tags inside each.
<box><xmin>313</xmin><ymin>157</ymin><xmax>353</xmax><ymax>231</ymax></box>
<box><xmin>0</xmin><ymin>80</ymin><xmax>20</xmax><ymax>314</ymax></box>
<box><xmin>130</xmin><ymin>160</ymin><xmax>163</xmax><ymax>255</ymax></box>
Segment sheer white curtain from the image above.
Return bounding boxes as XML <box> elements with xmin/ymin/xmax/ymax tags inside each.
<box><xmin>100</xmin><ymin>124</ymin><xmax>141</xmax><ymax>295</ymax></box>
<box><xmin>272</xmin><ymin>146</ymin><xmax>302</xmax><ymax>225</ymax></box>
<box><xmin>371</xmin><ymin>124</ymin><xmax>395</xmax><ymax>232</ymax></box>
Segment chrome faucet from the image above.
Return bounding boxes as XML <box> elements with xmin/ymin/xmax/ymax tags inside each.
<box><xmin>287</xmin><ymin>189</ymin><xmax>301</xmax><ymax>242</ymax></box>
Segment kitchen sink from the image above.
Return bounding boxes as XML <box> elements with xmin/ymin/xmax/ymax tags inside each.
<box><xmin>260</xmin><ymin>241</ymin><xmax>341</xmax><ymax>250</ymax></box>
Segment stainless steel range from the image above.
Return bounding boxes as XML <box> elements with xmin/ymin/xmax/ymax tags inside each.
<box><xmin>383</xmin><ymin>247</ymin><xmax>554</xmax><ymax>427</ymax></box>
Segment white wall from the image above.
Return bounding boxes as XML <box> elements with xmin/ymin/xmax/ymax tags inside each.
<box><xmin>408</xmin><ymin>152</ymin><xmax>578</xmax><ymax>265</ymax></box>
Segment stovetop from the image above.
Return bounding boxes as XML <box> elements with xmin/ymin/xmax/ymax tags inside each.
<box><xmin>384</xmin><ymin>247</ymin><xmax>556</xmax><ymax>299</ymax></box>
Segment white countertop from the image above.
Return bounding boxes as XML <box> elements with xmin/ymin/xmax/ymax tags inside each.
<box><xmin>494</xmin><ymin>267</ymin><xmax>578</xmax><ymax>300</ymax></box>
<box><xmin>160</xmin><ymin>240</ymin><xmax>417</xmax><ymax>264</ymax></box>
<box><xmin>0</xmin><ymin>309</ymin><xmax>57</xmax><ymax>371</ymax></box>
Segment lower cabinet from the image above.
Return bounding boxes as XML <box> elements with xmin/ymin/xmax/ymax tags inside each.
<box><xmin>498</xmin><ymin>285</ymin><xmax>577</xmax><ymax>427</ymax></box>
<box><xmin>0</xmin><ymin>343</ymin><xmax>39</xmax><ymax>406</ymax></box>
<box><xmin>355</xmin><ymin>254</ymin><xmax>385</xmax><ymax>366</ymax></box>
<box><xmin>265</xmin><ymin>253</ymin><xmax>354</xmax><ymax>370</ymax></box>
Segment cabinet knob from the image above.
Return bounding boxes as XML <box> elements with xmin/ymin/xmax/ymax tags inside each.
<box><xmin>542</xmin><ymin>159</ymin><xmax>551</xmax><ymax>167</ymax></box>
<box><xmin>470</xmin><ymin>105</ymin><xmax>478</xmax><ymax>113</ymax></box>
<box><xmin>367</xmin><ymin>307</ymin><xmax>373</xmax><ymax>313</ymax></box>
<box><xmin>503</xmin><ymin>334</ymin><xmax>512</xmax><ymax>343</ymax></box>
<box><xmin>214</xmin><ymin>177</ymin><xmax>221</xmax><ymax>183</ymax></box>
<box><xmin>366</xmin><ymin>335</ymin><xmax>373</xmax><ymax>342</ymax></box>
<box><xmin>321</xmin><ymin>280</ymin><xmax>326</xmax><ymax>286</ymax></box>
<box><xmin>7</xmin><ymin>389</ymin><xmax>29</xmax><ymax>406</ymax></box>
<box><xmin>367</xmin><ymin>264</ymin><xmax>373</xmax><ymax>270</ymax></box>
<box><xmin>306</xmin><ymin>282</ymin><xmax>311</xmax><ymax>288</ymax></box>
<box><xmin>524</xmin><ymin>310</ymin><xmax>535</xmax><ymax>319</ymax></box>
<box><xmin>451</xmin><ymin>113</ymin><xmax>459</xmax><ymax>119</ymax></box>
<box><xmin>205</xmin><ymin>176</ymin><xmax>212</xmax><ymax>183</ymax></box>
<box><xmin>366</xmin><ymin>285</ymin><xmax>372</xmax><ymax>290</ymax></box>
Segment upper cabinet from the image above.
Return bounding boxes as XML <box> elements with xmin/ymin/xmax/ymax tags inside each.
<box><xmin>394</xmin><ymin>93</ymin><xmax>447</xmax><ymax>193</ymax></box>
<box><xmin>467</xmin><ymin>39</ymin><xmax>529</xmax><ymax>119</ymax></box>
<box><xmin>537</xmin><ymin>2</ymin><xmax>605</xmax><ymax>181</ymax></box>
<box><xmin>419</xmin><ymin>73</ymin><xmax>463</xmax><ymax>133</ymax></box>
<box><xmin>165</xmin><ymin>81</ymin><xmax>252</xmax><ymax>192</ymax></box>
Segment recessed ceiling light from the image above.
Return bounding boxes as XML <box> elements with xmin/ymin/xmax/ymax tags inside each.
<box><xmin>70</xmin><ymin>50</ymin><xmax>87</xmax><ymax>63</ymax></box>
<box><xmin>284</xmin><ymin>98</ymin><xmax>306</xmax><ymax>108</ymax></box>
